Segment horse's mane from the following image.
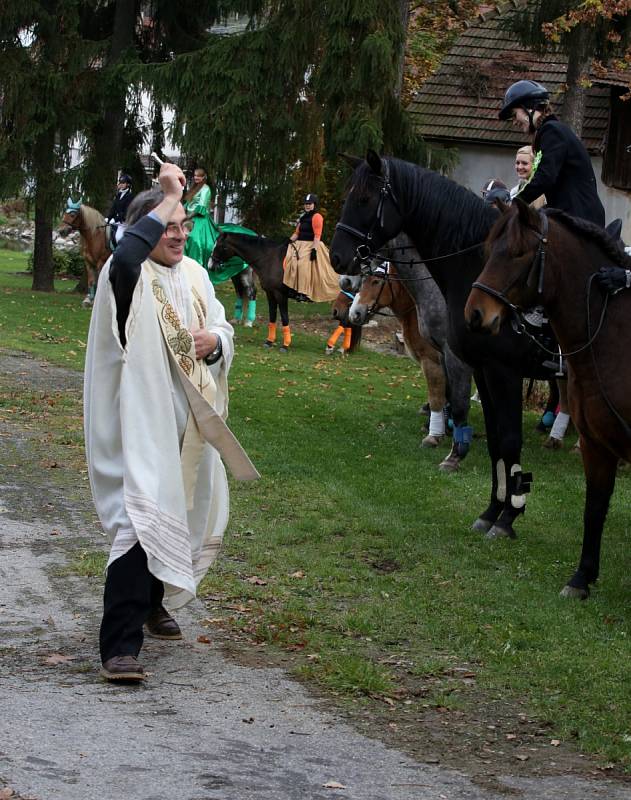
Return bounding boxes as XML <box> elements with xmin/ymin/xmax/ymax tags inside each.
<box><xmin>224</xmin><ymin>232</ymin><xmax>285</xmax><ymax>249</ymax></box>
<box><xmin>546</xmin><ymin>209</ymin><xmax>630</xmax><ymax>266</ymax></box>
<box><xmin>81</xmin><ymin>204</ymin><xmax>105</xmax><ymax>233</ymax></box>
<box><xmin>487</xmin><ymin>205</ymin><xmax>630</xmax><ymax>267</ymax></box>
<box><xmin>351</xmin><ymin>158</ymin><xmax>498</xmax><ymax>255</ymax></box>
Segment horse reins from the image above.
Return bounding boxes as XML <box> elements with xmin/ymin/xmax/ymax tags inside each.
<box><xmin>335</xmin><ymin>160</ymin><xmax>486</xmax><ymax>273</ymax></box>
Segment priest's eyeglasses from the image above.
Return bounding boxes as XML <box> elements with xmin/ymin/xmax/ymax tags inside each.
<box><xmin>164</xmin><ymin>219</ymin><xmax>194</xmax><ymax>238</ymax></box>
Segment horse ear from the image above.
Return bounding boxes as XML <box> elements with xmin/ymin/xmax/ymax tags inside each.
<box><xmin>338</xmin><ymin>153</ymin><xmax>363</xmax><ymax>170</ymax></box>
<box><xmin>514</xmin><ymin>197</ymin><xmax>539</xmax><ymax>227</ymax></box>
<box><xmin>366</xmin><ymin>149</ymin><xmax>383</xmax><ymax>176</ymax></box>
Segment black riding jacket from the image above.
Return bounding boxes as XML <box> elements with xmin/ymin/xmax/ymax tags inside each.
<box><xmin>518</xmin><ymin>116</ymin><xmax>605</xmax><ymax>227</ymax></box>
<box><xmin>107</xmin><ymin>189</ymin><xmax>134</xmax><ymax>224</ymax></box>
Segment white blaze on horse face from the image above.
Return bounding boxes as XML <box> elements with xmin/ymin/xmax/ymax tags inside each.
<box><xmin>510</xmin><ymin>463</ymin><xmax>526</xmax><ymax>509</ymax></box>
<box><xmin>496</xmin><ymin>458</ymin><xmax>506</xmax><ymax>502</ymax></box>
<box><xmin>349</xmin><ymin>293</ymin><xmax>367</xmax><ymax>325</ymax></box>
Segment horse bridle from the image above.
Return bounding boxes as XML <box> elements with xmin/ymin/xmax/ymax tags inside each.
<box><xmin>471</xmin><ymin>212</ymin><xmax>549</xmax><ymax>315</ymax></box>
<box><xmin>335</xmin><ymin>160</ymin><xmax>400</xmax><ymax>263</ymax></box>
<box><xmin>470</xmin><ymin>211</ymin><xmax>612</xmax><ymax>361</ymax></box>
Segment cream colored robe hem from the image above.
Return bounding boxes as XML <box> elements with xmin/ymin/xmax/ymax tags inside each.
<box><xmin>84</xmin><ymin>256</ymin><xmax>233</xmax><ymax>609</ymax></box>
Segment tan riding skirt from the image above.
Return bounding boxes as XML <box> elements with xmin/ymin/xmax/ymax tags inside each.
<box><xmin>283</xmin><ymin>241</ymin><xmax>340</xmax><ymax>302</ymax></box>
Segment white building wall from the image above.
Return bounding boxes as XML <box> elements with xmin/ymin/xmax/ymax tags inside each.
<box><xmin>447</xmin><ymin>144</ymin><xmax>631</xmax><ymax>240</ymax></box>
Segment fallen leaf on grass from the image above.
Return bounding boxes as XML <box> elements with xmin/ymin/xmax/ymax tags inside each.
<box><xmin>43</xmin><ymin>653</ymin><xmax>75</xmax><ymax>666</ymax></box>
<box><xmin>515</xmin><ymin>754</ymin><xmax>529</xmax><ymax>761</ymax></box>
<box><xmin>323</xmin><ymin>781</ymin><xmax>346</xmax><ymax>789</ymax></box>
<box><xmin>245</xmin><ymin>576</ymin><xmax>267</xmax><ymax>585</ymax></box>
<box><xmin>197</xmin><ymin>635</ymin><xmax>212</xmax><ymax>644</ymax></box>
<box><xmin>550</xmin><ymin>739</ymin><xmax>561</xmax><ymax>747</ymax></box>
<box><xmin>289</xmin><ymin>570</ymin><xmax>305</xmax><ymax>579</ymax></box>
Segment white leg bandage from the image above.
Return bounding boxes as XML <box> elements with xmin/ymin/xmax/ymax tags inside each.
<box><xmin>429</xmin><ymin>411</ymin><xmax>445</xmax><ymax>437</ymax></box>
<box><xmin>550</xmin><ymin>411</ymin><xmax>570</xmax><ymax>441</ymax></box>
<box><xmin>496</xmin><ymin>458</ymin><xmax>506</xmax><ymax>502</ymax></box>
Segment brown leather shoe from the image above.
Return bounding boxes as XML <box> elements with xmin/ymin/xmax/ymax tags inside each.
<box><xmin>145</xmin><ymin>606</ymin><xmax>182</xmax><ymax>640</ymax></box>
<box><xmin>101</xmin><ymin>655</ymin><xmax>145</xmax><ymax>682</ymax></box>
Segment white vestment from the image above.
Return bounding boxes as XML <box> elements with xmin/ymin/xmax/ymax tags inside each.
<box><xmin>84</xmin><ymin>255</ymin><xmax>238</xmax><ymax>609</ymax></box>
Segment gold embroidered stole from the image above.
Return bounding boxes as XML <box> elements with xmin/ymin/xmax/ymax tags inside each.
<box><xmin>146</xmin><ymin>259</ymin><xmax>259</xmax><ymax>490</ymax></box>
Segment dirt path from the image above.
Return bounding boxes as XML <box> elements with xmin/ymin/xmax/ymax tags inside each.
<box><xmin>1</xmin><ymin>352</ymin><xmax>630</xmax><ymax>800</ymax></box>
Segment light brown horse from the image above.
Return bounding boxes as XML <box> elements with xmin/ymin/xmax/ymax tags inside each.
<box><xmin>349</xmin><ymin>264</ymin><xmax>448</xmax><ymax>450</ymax></box>
<box><xmin>59</xmin><ymin>201</ymin><xmax>111</xmax><ymax>306</ymax></box>
<box><xmin>465</xmin><ymin>199</ymin><xmax>631</xmax><ymax>599</ymax></box>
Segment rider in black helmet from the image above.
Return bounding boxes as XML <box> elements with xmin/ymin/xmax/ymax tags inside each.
<box><xmin>107</xmin><ymin>173</ymin><xmax>135</xmax><ymax>225</ymax></box>
<box><xmin>499</xmin><ymin>79</ymin><xmax>605</xmax><ymax>227</ymax></box>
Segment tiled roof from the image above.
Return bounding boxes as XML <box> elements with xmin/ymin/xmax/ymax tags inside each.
<box><xmin>408</xmin><ymin>0</ymin><xmax>610</xmax><ymax>153</ymax></box>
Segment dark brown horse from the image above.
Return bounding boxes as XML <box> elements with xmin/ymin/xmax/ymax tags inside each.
<box><xmin>211</xmin><ymin>231</ymin><xmax>295</xmax><ymax>351</ymax></box>
<box><xmin>59</xmin><ymin>201</ymin><xmax>111</xmax><ymax>306</ymax></box>
<box><xmin>465</xmin><ymin>199</ymin><xmax>631</xmax><ymax>599</ymax></box>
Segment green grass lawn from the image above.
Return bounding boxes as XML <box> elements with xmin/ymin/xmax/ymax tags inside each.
<box><xmin>3</xmin><ymin>247</ymin><xmax>631</xmax><ymax>766</ymax></box>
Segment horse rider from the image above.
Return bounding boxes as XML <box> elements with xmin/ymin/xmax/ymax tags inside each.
<box><xmin>106</xmin><ymin>173</ymin><xmax>135</xmax><ymax>246</ymax></box>
<box><xmin>499</xmin><ymin>79</ymin><xmax>605</xmax><ymax>227</ymax></box>
<box><xmin>481</xmin><ymin>179</ymin><xmax>511</xmax><ymax>208</ymax></box>
<box><xmin>499</xmin><ymin>81</ymin><xmax>631</xmax><ymax>295</ymax></box>
<box><xmin>283</xmin><ymin>193</ymin><xmax>340</xmax><ymax>307</ymax></box>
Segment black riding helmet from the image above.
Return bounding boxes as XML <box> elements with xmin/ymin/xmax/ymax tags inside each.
<box><xmin>118</xmin><ymin>173</ymin><xmax>133</xmax><ymax>186</ymax></box>
<box><xmin>304</xmin><ymin>193</ymin><xmax>319</xmax><ymax>208</ymax></box>
<box><xmin>499</xmin><ymin>80</ymin><xmax>549</xmax><ymax>121</ymax></box>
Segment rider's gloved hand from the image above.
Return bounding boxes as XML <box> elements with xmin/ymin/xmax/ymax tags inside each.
<box><xmin>596</xmin><ymin>266</ymin><xmax>631</xmax><ymax>294</ymax></box>
<box><xmin>310</xmin><ymin>247</ymin><xmax>317</xmax><ymax>262</ymax></box>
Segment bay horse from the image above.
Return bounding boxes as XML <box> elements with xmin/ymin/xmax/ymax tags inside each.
<box><xmin>349</xmin><ymin>262</ymin><xmax>454</xmax><ymax>453</ymax></box>
<box><xmin>465</xmin><ymin>199</ymin><xmax>631</xmax><ymax>598</ymax></box>
<box><xmin>59</xmin><ymin>200</ymin><xmax>110</xmax><ymax>307</ymax></box>
<box><xmin>330</xmin><ymin>151</ymin><xmax>559</xmax><ymax>539</ymax></box>
<box><xmin>210</xmin><ymin>231</ymin><xmax>302</xmax><ymax>352</ymax></box>
<box><xmin>348</xmin><ymin>236</ymin><xmax>473</xmax><ymax>470</ymax></box>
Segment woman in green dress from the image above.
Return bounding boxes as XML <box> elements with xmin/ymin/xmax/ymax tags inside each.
<box><xmin>183</xmin><ymin>168</ymin><xmax>215</xmax><ymax>269</ymax></box>
<box><xmin>184</xmin><ymin>167</ymin><xmax>257</xmax><ymax>325</ymax></box>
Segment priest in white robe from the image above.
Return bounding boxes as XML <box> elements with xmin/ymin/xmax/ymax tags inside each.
<box><xmin>84</xmin><ymin>163</ymin><xmax>258</xmax><ymax>682</ymax></box>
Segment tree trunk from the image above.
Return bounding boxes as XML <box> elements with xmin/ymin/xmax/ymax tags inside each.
<box><xmin>85</xmin><ymin>0</ymin><xmax>136</xmax><ymax>210</ymax></box>
<box><xmin>31</xmin><ymin>125</ymin><xmax>56</xmax><ymax>292</ymax></box>
<box><xmin>395</xmin><ymin>0</ymin><xmax>410</xmax><ymax>100</ymax></box>
<box><xmin>560</xmin><ymin>25</ymin><xmax>591</xmax><ymax>136</ymax></box>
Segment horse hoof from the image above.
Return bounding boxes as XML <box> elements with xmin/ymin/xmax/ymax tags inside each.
<box><xmin>471</xmin><ymin>517</ymin><xmax>493</xmax><ymax>533</ymax></box>
<box><xmin>263</xmin><ymin>340</ymin><xmax>274</xmax><ymax>349</ymax></box>
<box><xmin>438</xmin><ymin>456</ymin><xmax>460</xmax><ymax>472</ymax></box>
<box><xmin>244</xmin><ymin>320</ymin><xmax>254</xmax><ymax>328</ymax></box>
<box><xmin>82</xmin><ymin>296</ymin><xmax>93</xmax><ymax>308</ymax></box>
<box><xmin>560</xmin><ymin>584</ymin><xmax>589</xmax><ymax>600</ymax></box>
<box><xmin>544</xmin><ymin>436</ymin><xmax>563</xmax><ymax>450</ymax></box>
<box><xmin>421</xmin><ymin>434</ymin><xmax>444</xmax><ymax>448</ymax></box>
<box><xmin>279</xmin><ymin>346</ymin><xmax>289</xmax><ymax>353</ymax></box>
<box><xmin>486</xmin><ymin>524</ymin><xmax>516</xmax><ymax>540</ymax></box>
<box><xmin>570</xmin><ymin>440</ymin><xmax>581</xmax><ymax>454</ymax></box>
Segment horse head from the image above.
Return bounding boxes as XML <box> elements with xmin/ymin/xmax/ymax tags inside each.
<box><xmin>348</xmin><ymin>263</ymin><xmax>393</xmax><ymax>325</ymax></box>
<box><xmin>210</xmin><ymin>232</ymin><xmax>232</xmax><ymax>270</ymax></box>
<box><xmin>59</xmin><ymin>197</ymin><xmax>83</xmax><ymax>237</ymax></box>
<box><xmin>465</xmin><ymin>199</ymin><xmax>545</xmax><ymax>335</ymax></box>
<box><xmin>330</xmin><ymin>150</ymin><xmax>405</xmax><ymax>275</ymax></box>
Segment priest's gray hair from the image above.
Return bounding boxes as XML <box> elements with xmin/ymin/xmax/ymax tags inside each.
<box><xmin>125</xmin><ymin>187</ymin><xmax>165</xmax><ymax>226</ymax></box>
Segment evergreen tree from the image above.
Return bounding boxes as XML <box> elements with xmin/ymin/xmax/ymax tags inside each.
<box><xmin>140</xmin><ymin>0</ymin><xmax>433</xmax><ymax>231</ymax></box>
<box><xmin>0</xmin><ymin>1</ymin><xmax>104</xmax><ymax>290</ymax></box>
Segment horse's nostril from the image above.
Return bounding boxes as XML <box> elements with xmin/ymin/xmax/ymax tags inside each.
<box><xmin>468</xmin><ymin>307</ymin><xmax>483</xmax><ymax>330</ymax></box>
